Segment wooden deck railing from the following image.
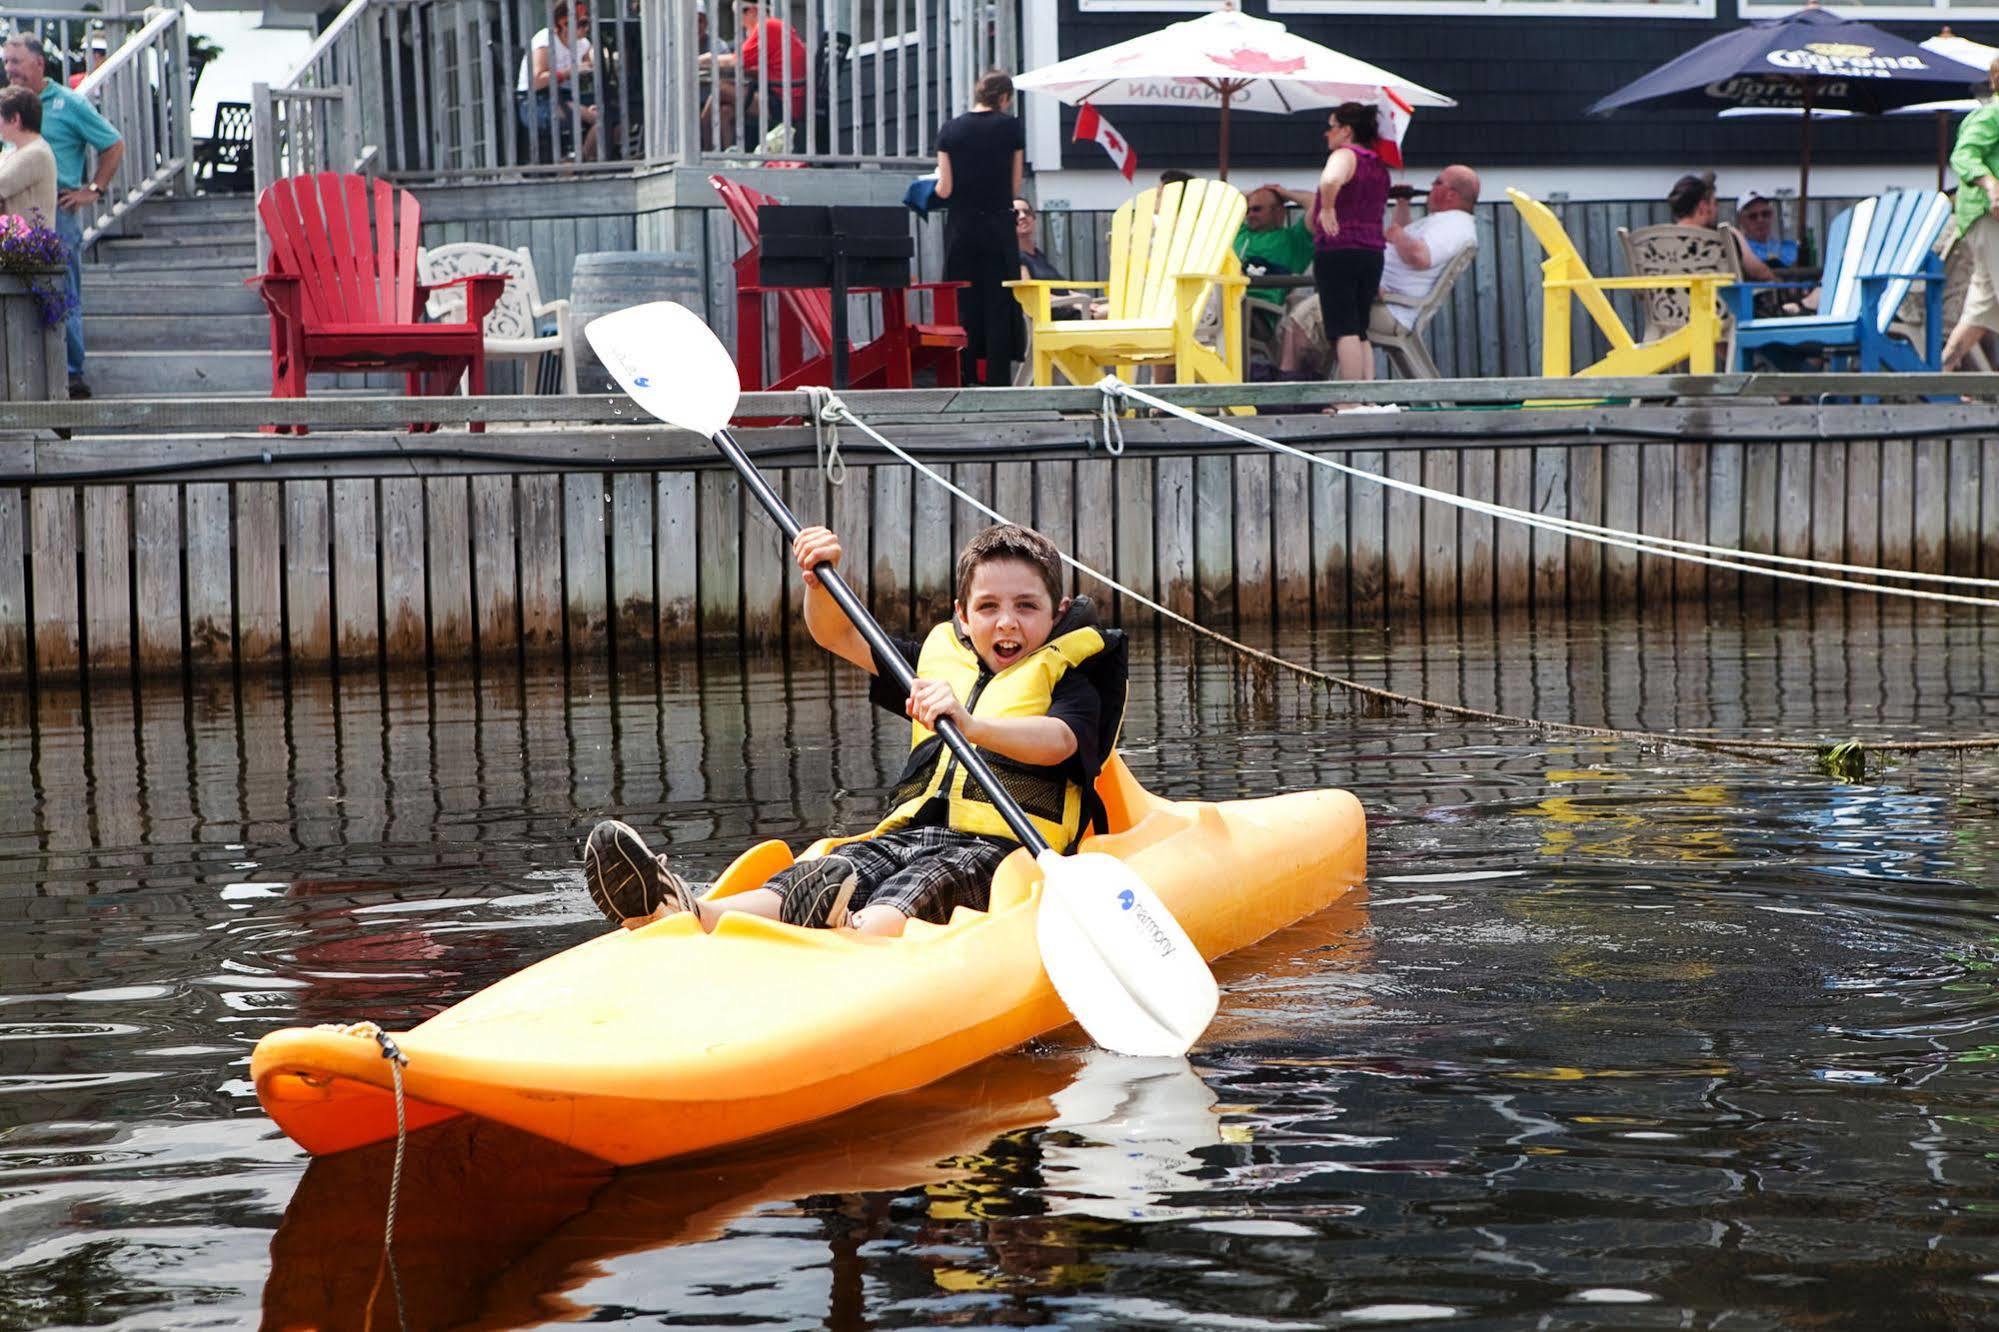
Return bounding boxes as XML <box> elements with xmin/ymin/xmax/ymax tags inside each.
<box><xmin>1</xmin><ymin>8</ymin><xmax>155</xmax><ymax>89</ymax></box>
<box><xmin>247</xmin><ymin>0</ymin><xmax>1016</xmax><ymax>185</ymax></box>
<box><xmin>8</xmin><ymin>4</ymin><xmax>201</xmax><ymax>250</ymax></box>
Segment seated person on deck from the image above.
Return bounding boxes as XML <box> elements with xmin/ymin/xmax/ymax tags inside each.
<box><xmin>516</xmin><ymin>1</ymin><xmax>605</xmax><ymax>161</ymax></box>
<box><xmin>583</xmin><ymin>522</ymin><xmax>1128</xmax><ymax>939</ymax></box>
<box><xmin>1269</xmin><ymin>164</ymin><xmax>1480</xmax><ymax>378</ymax></box>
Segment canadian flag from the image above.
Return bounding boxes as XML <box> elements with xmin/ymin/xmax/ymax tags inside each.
<box><xmin>1373</xmin><ymin>87</ymin><xmax>1414</xmax><ymax>170</ymax></box>
<box><xmin>1074</xmin><ymin>103</ymin><xmax>1138</xmax><ymax>182</ymax></box>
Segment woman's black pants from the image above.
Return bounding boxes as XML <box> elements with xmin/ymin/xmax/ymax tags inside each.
<box><xmin>944</xmin><ymin>209</ymin><xmax>1020</xmax><ymax>388</ymax></box>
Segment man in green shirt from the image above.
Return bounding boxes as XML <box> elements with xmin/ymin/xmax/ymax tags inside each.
<box><xmin>1946</xmin><ymin>59</ymin><xmax>1999</xmax><ymax>371</ymax></box>
<box><xmin>1234</xmin><ymin>187</ymin><xmax>1314</xmax><ymax>306</ymax></box>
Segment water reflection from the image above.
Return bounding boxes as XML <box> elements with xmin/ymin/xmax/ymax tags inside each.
<box><xmin>262</xmin><ymin>1054</ymin><xmax>1082</xmax><ymax>1330</ymax></box>
<box><xmin>261</xmin><ymin>1048</ymin><xmax>1311</xmax><ymax>1329</ymax></box>
<box><xmin>4</xmin><ymin>604</ymin><xmax>1999</xmax><ymax>1325</ymax></box>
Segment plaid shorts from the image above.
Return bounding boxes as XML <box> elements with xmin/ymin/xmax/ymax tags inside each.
<box><xmin>765</xmin><ymin>825</ymin><xmax>1017</xmax><ymax>925</ymax></box>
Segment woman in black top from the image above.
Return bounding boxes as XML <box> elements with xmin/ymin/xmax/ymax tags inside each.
<box><xmin>935</xmin><ymin>69</ymin><xmax>1025</xmax><ymax>387</ymax></box>
<box><xmin>1014</xmin><ymin>196</ymin><xmax>1083</xmax><ymax>337</ymax></box>
<box><xmin>1016</xmin><ymin>198</ymin><xmax>1062</xmax><ymax>283</ymax></box>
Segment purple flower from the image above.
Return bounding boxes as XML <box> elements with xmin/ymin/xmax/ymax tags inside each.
<box><xmin>0</xmin><ymin>216</ymin><xmax>74</xmax><ymax>326</ymax></box>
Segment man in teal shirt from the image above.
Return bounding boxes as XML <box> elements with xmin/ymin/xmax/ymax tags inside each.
<box><xmin>1234</xmin><ymin>187</ymin><xmax>1314</xmax><ymax>306</ymax></box>
<box><xmin>1946</xmin><ymin>58</ymin><xmax>1999</xmax><ymax>371</ymax></box>
<box><xmin>4</xmin><ymin>33</ymin><xmax>123</xmax><ymax>397</ymax></box>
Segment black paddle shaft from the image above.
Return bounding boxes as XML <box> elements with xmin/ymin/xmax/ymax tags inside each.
<box><xmin>712</xmin><ymin>428</ymin><xmax>1052</xmax><ymax>857</ymax></box>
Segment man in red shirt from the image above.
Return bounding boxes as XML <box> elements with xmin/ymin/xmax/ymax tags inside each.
<box><xmin>66</xmin><ymin>38</ymin><xmax>105</xmax><ymax>90</ymax></box>
<box><xmin>698</xmin><ymin>2</ymin><xmax>808</xmax><ymax>149</ymax></box>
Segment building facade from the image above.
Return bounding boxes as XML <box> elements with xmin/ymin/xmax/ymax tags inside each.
<box><xmin>1021</xmin><ymin>0</ymin><xmax>1999</xmax><ymax>206</ymax></box>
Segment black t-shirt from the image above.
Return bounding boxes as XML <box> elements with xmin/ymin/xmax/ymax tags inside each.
<box><xmin>1020</xmin><ymin>248</ymin><xmax>1063</xmax><ymax>282</ymax></box>
<box><xmin>936</xmin><ymin>109</ymin><xmax>1024</xmax><ymax>216</ymax></box>
<box><xmin>868</xmin><ymin>632</ymin><xmax>1103</xmax><ymax>786</ymax></box>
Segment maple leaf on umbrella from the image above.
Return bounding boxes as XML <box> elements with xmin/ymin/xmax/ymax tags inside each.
<box><xmin>1213</xmin><ymin>47</ymin><xmax>1306</xmax><ymax>75</ymax></box>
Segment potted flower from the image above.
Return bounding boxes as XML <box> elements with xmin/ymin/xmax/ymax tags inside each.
<box><xmin>0</xmin><ymin>213</ymin><xmax>70</xmax><ymax>402</ymax></box>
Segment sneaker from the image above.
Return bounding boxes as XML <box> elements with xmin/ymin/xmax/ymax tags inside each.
<box><xmin>779</xmin><ymin>855</ymin><xmax>860</xmax><ymax>929</ymax></box>
<box><xmin>584</xmin><ymin>819</ymin><xmax>700</xmax><ymax>925</ymax></box>
<box><xmin>66</xmin><ymin>375</ymin><xmax>91</xmax><ymax>401</ymax></box>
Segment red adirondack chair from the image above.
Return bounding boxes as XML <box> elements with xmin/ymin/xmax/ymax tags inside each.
<box><xmin>253</xmin><ymin>173</ymin><xmax>508</xmax><ymax>434</ymax></box>
<box><xmin>710</xmin><ymin>174</ymin><xmax>967</xmax><ymax>392</ymax></box>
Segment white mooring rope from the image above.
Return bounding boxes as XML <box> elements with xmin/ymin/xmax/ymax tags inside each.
<box><xmin>810</xmin><ymin>389</ymin><xmax>1999</xmax><ymax>762</ymax></box>
<box><xmin>1097</xmin><ymin>378</ymin><xmax>1999</xmax><ymax>608</ymax></box>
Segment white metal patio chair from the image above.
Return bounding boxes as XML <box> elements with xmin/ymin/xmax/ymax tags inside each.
<box><xmin>1616</xmin><ymin>221</ymin><xmax>1744</xmax><ymax>367</ymax></box>
<box><xmin>418</xmin><ymin>241</ymin><xmax>579</xmax><ymax>395</ymax></box>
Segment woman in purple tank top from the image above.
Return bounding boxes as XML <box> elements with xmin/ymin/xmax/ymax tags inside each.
<box><xmin>1308</xmin><ymin>102</ymin><xmax>1390</xmax><ymax>384</ymax></box>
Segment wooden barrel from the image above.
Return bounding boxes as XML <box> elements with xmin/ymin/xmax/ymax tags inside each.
<box><xmin>570</xmin><ymin>250</ymin><xmax>707</xmax><ymax>391</ymax></box>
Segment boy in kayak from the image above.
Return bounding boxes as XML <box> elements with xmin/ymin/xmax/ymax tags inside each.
<box><xmin>583</xmin><ymin>521</ymin><xmax>1126</xmax><ymax>938</ymax></box>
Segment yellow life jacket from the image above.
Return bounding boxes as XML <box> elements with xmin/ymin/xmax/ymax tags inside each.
<box><xmin>869</xmin><ymin>615</ymin><xmax>1118</xmax><ymax>851</ymax></box>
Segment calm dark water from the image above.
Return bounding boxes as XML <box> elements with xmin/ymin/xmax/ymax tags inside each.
<box><xmin>6</xmin><ymin>603</ymin><xmax>1999</xmax><ymax>1330</ymax></box>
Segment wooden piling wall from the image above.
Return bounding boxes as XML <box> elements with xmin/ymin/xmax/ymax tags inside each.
<box><xmin>4</xmin><ymin>390</ymin><xmax>1997</xmax><ymax>684</ymax></box>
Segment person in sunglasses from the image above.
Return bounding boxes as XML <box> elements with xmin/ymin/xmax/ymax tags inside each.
<box><xmin>1732</xmin><ymin>188</ymin><xmax>1798</xmax><ymax>269</ymax></box>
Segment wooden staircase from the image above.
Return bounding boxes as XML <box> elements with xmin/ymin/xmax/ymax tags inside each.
<box><xmin>83</xmin><ymin>194</ymin><xmax>269</xmax><ymax>398</ymax></box>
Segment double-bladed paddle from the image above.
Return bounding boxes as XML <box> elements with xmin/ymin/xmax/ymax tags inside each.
<box><xmin>585</xmin><ymin>300</ymin><xmax>1218</xmax><ymax>1058</ymax></box>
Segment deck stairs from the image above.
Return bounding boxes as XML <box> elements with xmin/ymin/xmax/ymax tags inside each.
<box><xmin>84</xmin><ymin>194</ymin><xmax>547</xmax><ymax>400</ymax></box>
<box><xmin>83</xmin><ymin>194</ymin><xmax>271</xmax><ymax>398</ymax></box>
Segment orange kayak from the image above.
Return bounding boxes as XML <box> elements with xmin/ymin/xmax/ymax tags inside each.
<box><xmin>251</xmin><ymin>755</ymin><xmax>1367</xmax><ymax>1166</ymax></box>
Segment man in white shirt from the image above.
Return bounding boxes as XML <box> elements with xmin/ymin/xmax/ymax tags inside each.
<box><xmin>1373</xmin><ymin>164</ymin><xmax>1479</xmax><ymax>331</ymax></box>
<box><xmin>516</xmin><ymin>1</ymin><xmax>599</xmax><ymax>161</ymax></box>
<box><xmin>1270</xmin><ymin>163</ymin><xmax>1480</xmax><ymax>377</ymax></box>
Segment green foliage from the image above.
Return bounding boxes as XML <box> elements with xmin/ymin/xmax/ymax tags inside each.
<box><xmin>1816</xmin><ymin>739</ymin><xmax>1868</xmax><ymax>782</ymax></box>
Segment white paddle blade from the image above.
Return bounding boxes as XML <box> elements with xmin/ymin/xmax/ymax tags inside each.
<box><xmin>584</xmin><ymin>300</ymin><xmax>741</xmax><ymax>437</ymax></box>
<box><xmin>1034</xmin><ymin>850</ymin><xmax>1220</xmax><ymax>1058</ymax></box>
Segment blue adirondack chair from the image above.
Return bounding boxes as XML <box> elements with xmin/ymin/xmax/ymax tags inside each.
<box><xmin>1723</xmin><ymin>190</ymin><xmax>1950</xmax><ymax>374</ymax></box>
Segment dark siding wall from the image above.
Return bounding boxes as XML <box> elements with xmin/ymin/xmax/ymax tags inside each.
<box><xmin>1052</xmin><ymin>0</ymin><xmax>1999</xmax><ymax>172</ymax></box>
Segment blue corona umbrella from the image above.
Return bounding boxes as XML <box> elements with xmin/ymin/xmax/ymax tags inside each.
<box><xmin>1588</xmin><ymin>5</ymin><xmax>1986</xmax><ymax>240</ymax></box>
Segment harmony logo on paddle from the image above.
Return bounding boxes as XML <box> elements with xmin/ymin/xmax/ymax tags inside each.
<box><xmin>1118</xmin><ymin>889</ymin><xmax>1135</xmax><ymax>910</ymax></box>
<box><xmin>1127</xmin><ymin>899</ymin><xmax>1177</xmax><ymax>959</ymax></box>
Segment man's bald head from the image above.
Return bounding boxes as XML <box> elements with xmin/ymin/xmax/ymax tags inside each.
<box><xmin>1434</xmin><ymin>165</ymin><xmax>1479</xmax><ymax>212</ymax></box>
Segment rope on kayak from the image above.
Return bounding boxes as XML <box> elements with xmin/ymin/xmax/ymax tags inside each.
<box><xmin>1097</xmin><ymin>378</ymin><xmax>1999</xmax><ymax>606</ymax></box>
<box><xmin>815</xmin><ymin>393</ymin><xmax>1999</xmax><ymax>767</ymax></box>
<box><xmin>359</xmin><ymin>1023</ymin><xmax>410</xmax><ymax>1332</ymax></box>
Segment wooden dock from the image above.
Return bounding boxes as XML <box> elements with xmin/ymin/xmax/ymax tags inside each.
<box><xmin>1</xmin><ymin>374</ymin><xmax>1995</xmax><ymax>683</ymax></box>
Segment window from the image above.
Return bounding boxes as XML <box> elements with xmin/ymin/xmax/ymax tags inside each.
<box><xmin>1077</xmin><ymin>0</ymin><xmax>1228</xmax><ymax>12</ymax></box>
<box><xmin>1742</xmin><ymin>0</ymin><xmax>1998</xmax><ymax>15</ymax></box>
<box><xmin>1269</xmin><ymin>0</ymin><xmax>1712</xmax><ymax>17</ymax></box>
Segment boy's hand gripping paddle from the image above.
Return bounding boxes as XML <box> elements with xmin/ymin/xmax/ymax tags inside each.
<box><xmin>586</xmin><ymin>300</ymin><xmax>1219</xmax><ymax>1059</ymax></box>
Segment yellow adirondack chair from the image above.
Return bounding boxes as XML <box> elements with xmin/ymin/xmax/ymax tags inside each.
<box><xmin>1007</xmin><ymin>179</ymin><xmax>1249</xmax><ymax>388</ymax></box>
<box><xmin>1507</xmin><ymin>187</ymin><xmax>1729</xmax><ymax>378</ymax></box>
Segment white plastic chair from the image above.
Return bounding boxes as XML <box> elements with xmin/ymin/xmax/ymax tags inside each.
<box><xmin>417</xmin><ymin>241</ymin><xmax>579</xmax><ymax>394</ymax></box>
<box><xmin>1371</xmin><ymin>240</ymin><xmax>1478</xmax><ymax>380</ymax></box>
